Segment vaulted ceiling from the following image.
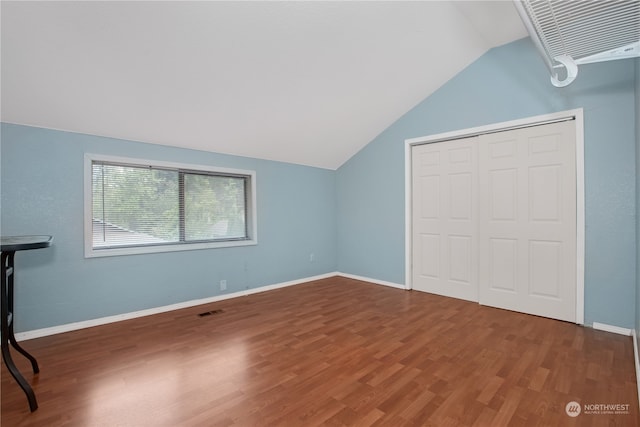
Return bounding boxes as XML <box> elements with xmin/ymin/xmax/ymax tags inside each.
<box><xmin>1</xmin><ymin>1</ymin><xmax>527</xmax><ymax>169</ymax></box>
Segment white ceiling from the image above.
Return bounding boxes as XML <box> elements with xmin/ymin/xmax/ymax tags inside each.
<box><xmin>1</xmin><ymin>1</ymin><xmax>527</xmax><ymax>170</ymax></box>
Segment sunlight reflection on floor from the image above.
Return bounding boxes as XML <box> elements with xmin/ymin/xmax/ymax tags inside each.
<box><xmin>86</xmin><ymin>339</ymin><xmax>248</xmax><ymax>425</ymax></box>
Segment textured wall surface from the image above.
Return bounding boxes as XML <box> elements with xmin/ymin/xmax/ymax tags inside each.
<box><xmin>1</xmin><ymin>124</ymin><xmax>337</xmax><ymax>332</ymax></box>
<box><xmin>635</xmin><ymin>58</ymin><xmax>639</xmax><ymax>337</ymax></box>
<box><xmin>1</xmin><ymin>38</ymin><xmax>637</xmax><ymax>333</ymax></box>
<box><xmin>337</xmin><ymin>38</ymin><xmax>637</xmax><ymax>328</ymax></box>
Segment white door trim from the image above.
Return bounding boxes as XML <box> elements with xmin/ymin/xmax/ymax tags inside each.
<box><xmin>404</xmin><ymin>108</ymin><xmax>585</xmax><ymax>324</ymax></box>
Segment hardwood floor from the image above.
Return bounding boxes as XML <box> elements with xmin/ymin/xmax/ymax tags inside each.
<box><xmin>1</xmin><ymin>277</ymin><xmax>638</xmax><ymax>426</ymax></box>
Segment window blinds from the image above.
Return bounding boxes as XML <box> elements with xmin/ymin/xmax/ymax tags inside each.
<box><xmin>92</xmin><ymin>162</ymin><xmax>248</xmax><ymax>249</ymax></box>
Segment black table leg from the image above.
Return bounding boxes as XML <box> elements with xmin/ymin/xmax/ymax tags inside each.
<box><xmin>1</xmin><ymin>335</ymin><xmax>38</xmax><ymax>411</ymax></box>
<box><xmin>1</xmin><ymin>251</ymin><xmax>38</xmax><ymax>411</ymax></box>
<box><xmin>8</xmin><ymin>333</ymin><xmax>40</xmax><ymax>374</ymax></box>
<box><xmin>5</xmin><ymin>252</ymin><xmax>39</xmax><ymax>374</ymax></box>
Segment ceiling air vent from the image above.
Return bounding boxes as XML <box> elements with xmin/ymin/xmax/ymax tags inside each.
<box><xmin>514</xmin><ymin>0</ymin><xmax>640</xmax><ymax>87</ymax></box>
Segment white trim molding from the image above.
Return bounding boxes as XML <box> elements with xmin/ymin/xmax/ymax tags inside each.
<box><xmin>592</xmin><ymin>322</ymin><xmax>633</xmax><ymax>336</ymax></box>
<box><xmin>338</xmin><ymin>272</ymin><xmax>407</xmax><ymax>290</ymax></box>
<box><xmin>15</xmin><ymin>272</ymin><xmax>409</xmax><ymax>342</ymax></box>
<box><xmin>84</xmin><ymin>153</ymin><xmax>258</xmax><ymax>258</ymax></box>
<box><xmin>15</xmin><ymin>272</ymin><xmax>337</xmax><ymax>341</ymax></box>
<box><xmin>404</xmin><ymin>108</ymin><xmax>585</xmax><ymax>324</ymax></box>
<box><xmin>633</xmin><ymin>330</ymin><xmax>640</xmax><ymax>414</ymax></box>
<box><xmin>592</xmin><ymin>325</ymin><xmax>638</xmax><ymax>412</ymax></box>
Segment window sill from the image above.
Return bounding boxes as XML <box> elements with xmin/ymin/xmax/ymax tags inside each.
<box><xmin>85</xmin><ymin>238</ymin><xmax>257</xmax><ymax>258</ymax></box>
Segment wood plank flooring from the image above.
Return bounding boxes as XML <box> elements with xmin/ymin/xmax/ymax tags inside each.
<box><xmin>1</xmin><ymin>277</ymin><xmax>638</xmax><ymax>426</ymax></box>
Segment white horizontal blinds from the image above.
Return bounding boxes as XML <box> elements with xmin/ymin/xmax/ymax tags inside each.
<box><xmin>182</xmin><ymin>173</ymin><xmax>248</xmax><ymax>242</ymax></box>
<box><xmin>92</xmin><ymin>161</ymin><xmax>250</xmax><ymax>250</ymax></box>
<box><xmin>92</xmin><ymin>162</ymin><xmax>180</xmax><ymax>248</ymax></box>
<box><xmin>524</xmin><ymin>0</ymin><xmax>640</xmax><ymax>61</ymax></box>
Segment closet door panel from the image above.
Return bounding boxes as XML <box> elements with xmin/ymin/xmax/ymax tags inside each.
<box><xmin>412</xmin><ymin>137</ymin><xmax>478</xmax><ymax>302</ymax></box>
<box><xmin>478</xmin><ymin>121</ymin><xmax>576</xmax><ymax>322</ymax></box>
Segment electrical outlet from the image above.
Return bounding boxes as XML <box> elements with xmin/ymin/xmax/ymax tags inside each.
<box><xmin>220</xmin><ymin>280</ymin><xmax>227</xmax><ymax>291</ymax></box>
<box><xmin>309</xmin><ymin>253</ymin><xmax>315</xmax><ymax>262</ymax></box>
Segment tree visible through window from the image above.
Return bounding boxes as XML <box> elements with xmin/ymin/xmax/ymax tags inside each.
<box><xmin>91</xmin><ymin>161</ymin><xmax>250</xmax><ymax>250</ymax></box>
<box><xmin>184</xmin><ymin>173</ymin><xmax>247</xmax><ymax>241</ymax></box>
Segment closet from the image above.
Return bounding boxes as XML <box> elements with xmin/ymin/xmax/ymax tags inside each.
<box><xmin>411</xmin><ymin>120</ymin><xmax>577</xmax><ymax>322</ymax></box>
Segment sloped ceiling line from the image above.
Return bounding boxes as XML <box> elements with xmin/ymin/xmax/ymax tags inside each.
<box><xmin>1</xmin><ymin>1</ymin><xmax>526</xmax><ymax>170</ymax></box>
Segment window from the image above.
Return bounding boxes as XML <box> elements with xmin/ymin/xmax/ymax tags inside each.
<box><xmin>85</xmin><ymin>154</ymin><xmax>257</xmax><ymax>257</ymax></box>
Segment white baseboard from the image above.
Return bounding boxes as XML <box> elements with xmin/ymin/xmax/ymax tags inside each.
<box><xmin>16</xmin><ymin>271</ymin><xmax>406</xmax><ymax>342</ymax></box>
<box><xmin>337</xmin><ymin>272</ymin><xmax>407</xmax><ymax>290</ymax></box>
<box><xmin>592</xmin><ymin>322</ymin><xmax>633</xmax><ymax>336</ymax></box>
<box><xmin>15</xmin><ymin>272</ymin><xmax>338</xmax><ymax>342</ymax></box>
<box><xmin>633</xmin><ymin>330</ymin><xmax>640</xmax><ymax>414</ymax></box>
<box><xmin>592</xmin><ymin>320</ymin><xmax>638</xmax><ymax>413</ymax></box>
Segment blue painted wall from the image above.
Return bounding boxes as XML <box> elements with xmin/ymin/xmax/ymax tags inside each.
<box><xmin>636</xmin><ymin>58</ymin><xmax>639</xmax><ymax>338</ymax></box>
<box><xmin>2</xmin><ymin>38</ymin><xmax>638</xmax><ymax>333</ymax></box>
<box><xmin>0</xmin><ymin>124</ymin><xmax>337</xmax><ymax>332</ymax></box>
<box><xmin>337</xmin><ymin>38</ymin><xmax>637</xmax><ymax>328</ymax></box>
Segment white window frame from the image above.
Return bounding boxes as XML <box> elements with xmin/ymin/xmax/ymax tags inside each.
<box><xmin>84</xmin><ymin>153</ymin><xmax>257</xmax><ymax>258</ymax></box>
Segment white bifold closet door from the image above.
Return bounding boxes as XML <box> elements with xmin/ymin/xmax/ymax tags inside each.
<box><xmin>478</xmin><ymin>121</ymin><xmax>576</xmax><ymax>322</ymax></box>
<box><xmin>412</xmin><ymin>120</ymin><xmax>577</xmax><ymax>322</ymax></box>
<box><xmin>412</xmin><ymin>137</ymin><xmax>479</xmax><ymax>302</ymax></box>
